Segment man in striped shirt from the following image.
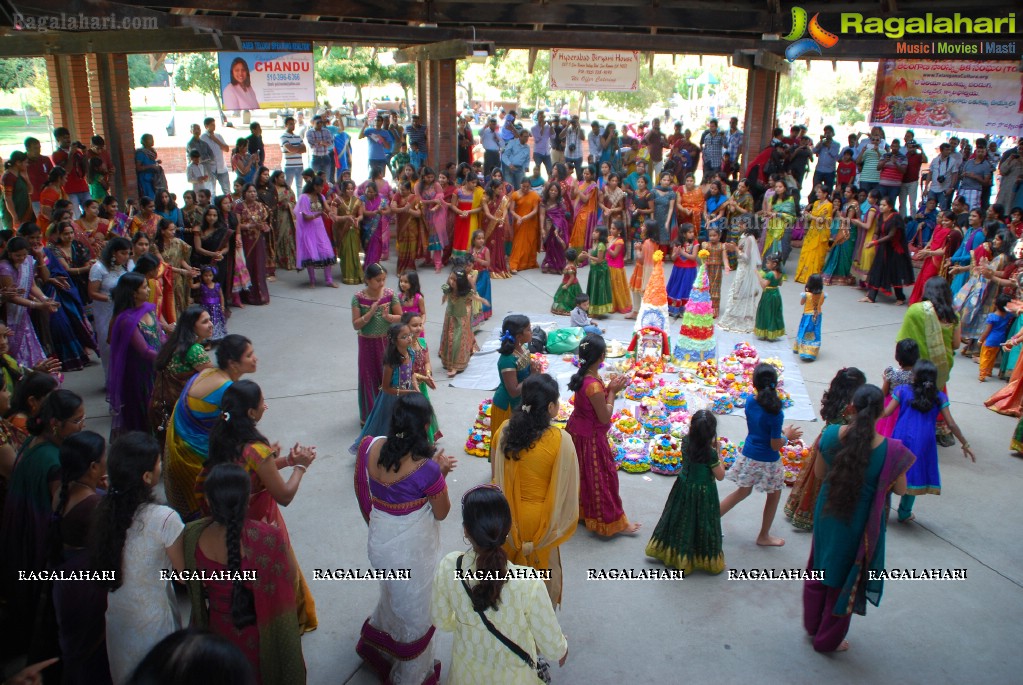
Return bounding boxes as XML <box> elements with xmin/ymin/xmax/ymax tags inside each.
<box><xmin>306</xmin><ymin>116</ymin><xmax>334</xmax><ymax>178</ymax></box>
<box><xmin>405</xmin><ymin>114</ymin><xmax>428</xmax><ymax>171</ymax></box>
<box><xmin>280</xmin><ymin>116</ymin><xmax>306</xmax><ymax>197</ymax></box>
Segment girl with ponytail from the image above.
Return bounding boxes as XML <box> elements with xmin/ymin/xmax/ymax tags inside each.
<box><xmin>879</xmin><ymin>359</ymin><xmax>975</xmax><ymax>523</ymax></box>
<box><xmin>431</xmin><ymin>485</ymin><xmax>569</xmax><ymax>680</ymax></box>
<box><xmin>182</xmin><ymin>463</ymin><xmax>306</xmax><ymax>685</ymax></box>
<box><xmin>489</xmin><ymin>315</ymin><xmax>538</xmax><ymax>470</ymax></box>
<box><xmin>354</xmin><ymin>393</ymin><xmax>455</xmax><ymax>684</ymax></box>
<box><xmin>785</xmin><ymin>367</ymin><xmax>866</xmax><ymax>531</ymax></box>
<box><xmin>202</xmin><ymin>380</ymin><xmax>318</xmax><ymax>633</ymax></box>
<box><xmin>565</xmin><ymin>333</ymin><xmax>639</xmax><ymax>536</ymax></box>
<box><xmin>90</xmin><ymin>432</ymin><xmax>185</xmax><ymax>684</ymax></box>
<box><xmin>720</xmin><ymin>363</ymin><xmax>802</xmax><ymax>546</ymax></box>
<box><xmin>805</xmin><ymin>384</ymin><xmax>915</xmax><ymax>653</ymax></box>
<box><xmin>0</xmin><ymin>389</ymin><xmax>83</xmax><ymax>652</ymax></box>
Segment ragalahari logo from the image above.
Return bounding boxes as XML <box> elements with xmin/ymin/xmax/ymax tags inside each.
<box><xmin>783</xmin><ymin>7</ymin><xmax>840</xmax><ymax>61</ymax></box>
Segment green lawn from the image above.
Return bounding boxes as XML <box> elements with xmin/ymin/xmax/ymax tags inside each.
<box><xmin>0</xmin><ymin>115</ymin><xmax>51</xmax><ymax>149</ymax></box>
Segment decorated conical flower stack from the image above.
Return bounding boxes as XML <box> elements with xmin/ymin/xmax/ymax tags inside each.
<box><xmin>673</xmin><ymin>249</ymin><xmax>717</xmax><ymax>367</ymax></box>
<box><xmin>634</xmin><ymin>250</ymin><xmax>670</xmax><ymax>333</ymax></box>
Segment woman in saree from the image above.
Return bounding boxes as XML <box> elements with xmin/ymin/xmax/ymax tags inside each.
<box><xmin>650</xmin><ymin>172</ymin><xmax>677</xmax><ymax>247</ymax></box>
<box><xmin>416</xmin><ymin>168</ymin><xmax>449</xmax><ymax>273</ymax></box>
<box><xmin>190</xmin><ymin>206</ymin><xmax>232</xmax><ymax>297</ymax></box>
<box><xmin>718</xmin><ymin>225</ymin><xmax>763</xmax><ymax>334</ymax></box>
<box><xmin>329</xmin><ymin>180</ymin><xmax>363</xmax><ymax>285</ymax></box>
<box><xmin>802</xmin><ymin>384</ymin><xmax>915</xmax><ymax>653</ymax></box>
<box><xmin>795</xmin><ymin>185</ymin><xmax>834</xmax><ymax>284</ymax></box>
<box><xmin>134</xmin><ymin>135</ymin><xmax>166</xmax><ymax>200</ymax></box>
<box><xmin>566</xmin><ymin>334</ymin><xmax>638</xmax><ymax>537</ymax></box>
<box><xmin>0</xmin><ymin>236</ymin><xmax>57</xmax><ymax>368</ymax></box>
<box><xmin>860</xmin><ymin>197</ymin><xmax>916</xmax><ymax>305</ymax></box>
<box><xmin>569</xmin><ymin>166</ymin><xmax>599</xmax><ymax>250</ymax></box>
<box><xmin>129</xmin><ymin>195</ymin><xmax>161</xmax><ymax>240</ymax></box>
<box><xmin>233</xmin><ymin>184</ymin><xmax>271</xmax><ymax>305</ymax></box>
<box><xmin>449</xmin><ymin>174</ymin><xmax>484</xmax><ymax>260</ymax></box>
<box><xmin>723</xmin><ymin>179</ymin><xmax>755</xmax><ymax>269</ymax></box>
<box><xmin>294</xmin><ymin>178</ymin><xmax>338</xmax><ymax>288</ymax></box>
<box><xmin>948</xmin><ymin>209</ymin><xmax>988</xmax><ymax>296</ymax></box>
<box><xmin>361</xmin><ymin>183</ymin><xmax>390</xmax><ymax>269</ymax></box>
<box><xmin>107</xmin><ymin>272</ymin><xmax>164</xmax><ymax>439</ymax></box>
<box><xmin>762</xmin><ymin>180</ymin><xmax>797</xmax><ymax>264</ymax></box>
<box><xmin>897</xmin><ymin>277</ymin><xmax>961</xmax><ymax>391</ymax></box>
<box><xmin>1</xmin><ymin>151</ymin><xmax>34</xmax><ymax>231</ymax></box>
<box><xmin>909</xmin><ymin>211</ymin><xmax>957</xmax><ymax>304</ymax></box>
<box><xmin>822</xmin><ymin>186</ymin><xmax>860</xmax><ymax>286</ymax></box>
<box><xmin>953</xmin><ymin>229</ymin><xmax>1010</xmax><ymax>355</ymax></box>
<box><xmin>200</xmin><ymin>380</ymin><xmax>318</xmax><ymax>634</ymax></box>
<box><xmin>37</xmin><ymin>168</ymin><xmax>67</xmax><ymax>234</ymax></box>
<box><xmin>541</xmin><ymin>183</ymin><xmax>571</xmax><ymax>274</ymax></box>
<box><xmin>355</xmin><ymin>394</ymin><xmax>453</xmax><ymax>685</ymax></box>
<box><xmin>218</xmin><ymin>194</ymin><xmax>249</xmax><ymax>305</ymax></box>
<box><xmin>268</xmin><ymin>170</ymin><xmax>297</xmax><ymax>275</ymax></box>
<box><xmin>392</xmin><ymin>181</ymin><xmax>425</xmax><ymax>274</ymax></box>
<box><xmin>492</xmin><ymin>374</ymin><xmax>579</xmax><ymax>607</ymax></box>
<box><xmin>180</xmin><ymin>190</ymin><xmax>203</xmax><ymax>231</ymax></box>
<box><xmin>165</xmin><ymin>334</ymin><xmax>257</xmax><ymax>521</ymax></box>
<box><xmin>675</xmin><ymin>173</ymin><xmax>705</xmax><ymax>238</ymax></box>
<box><xmin>43</xmin><ymin>222</ymin><xmax>96</xmax><ymax>371</ymax></box>
<box><xmin>352</xmin><ymin>263</ymin><xmax>404</xmax><ymax>424</ymax></box>
<box><xmin>600</xmin><ymin>173</ymin><xmax>627</xmax><ymax>232</ymax></box>
<box><xmin>99</xmin><ymin>196</ymin><xmax>130</xmax><ymax>238</ymax></box>
<box><xmin>74</xmin><ymin>199</ymin><xmax>109</xmax><ymax>259</ymax></box>
<box><xmin>508</xmin><ymin>178</ymin><xmax>541</xmax><ymax>273</ymax></box>
<box><xmin>155</xmin><ymin>218</ymin><xmax>197</xmax><ymax>319</ymax></box>
<box><xmin>360</xmin><ymin>169</ymin><xmax>394</xmax><ymax>261</ymax></box>
<box><xmin>149</xmin><ymin>305</ymin><xmax>213</xmax><ymax>447</ymax></box>
<box><xmin>183</xmin><ymin>464</ymin><xmax>306</xmax><ymax>684</ymax></box>
<box><xmin>481</xmin><ymin>180</ymin><xmax>511</xmax><ymax>278</ymax></box>
<box><xmin>440</xmin><ymin>171</ymin><xmax>458</xmax><ymax>265</ymax></box>
<box><xmin>851</xmin><ymin>189</ymin><xmax>881</xmax><ymax>287</ymax></box>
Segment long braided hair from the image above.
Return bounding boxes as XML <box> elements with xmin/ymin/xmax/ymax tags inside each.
<box><xmin>50</xmin><ymin>431</ymin><xmax>106</xmax><ymax>564</ymax></box>
<box><xmin>204</xmin><ymin>463</ymin><xmax>256</xmax><ymax>629</ymax></box>
<box><xmin>824</xmin><ymin>385</ymin><xmax>884</xmax><ymax>521</ymax></box>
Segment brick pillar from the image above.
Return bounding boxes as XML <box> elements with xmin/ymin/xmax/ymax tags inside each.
<box><xmin>89</xmin><ymin>54</ymin><xmax>137</xmax><ymax>202</ymax></box>
<box><xmin>418</xmin><ymin>59</ymin><xmax>458</xmax><ymax>172</ymax></box>
<box><xmin>742</xmin><ymin>67</ymin><xmax>780</xmax><ymax>172</ymax></box>
<box><xmin>46</xmin><ymin>55</ymin><xmax>93</xmax><ymax>140</ymax></box>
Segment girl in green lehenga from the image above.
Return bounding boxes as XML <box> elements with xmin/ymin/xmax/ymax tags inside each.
<box><xmin>645</xmin><ymin>410</ymin><xmax>726</xmax><ymax>574</ymax></box>
<box><xmin>402</xmin><ymin>311</ymin><xmax>441</xmax><ymax>441</ymax></box>
<box><xmin>754</xmin><ymin>253</ymin><xmax>786</xmax><ymax>341</ymax></box>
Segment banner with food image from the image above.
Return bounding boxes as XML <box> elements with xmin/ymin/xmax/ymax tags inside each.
<box><xmin>870</xmin><ymin>59</ymin><xmax>1023</xmax><ymax>136</ymax></box>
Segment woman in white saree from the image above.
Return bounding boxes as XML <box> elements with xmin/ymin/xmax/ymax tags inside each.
<box><xmin>717</xmin><ymin>225</ymin><xmax>763</xmax><ymax>333</ymax></box>
<box><xmin>354</xmin><ymin>393</ymin><xmax>456</xmax><ymax>685</ymax></box>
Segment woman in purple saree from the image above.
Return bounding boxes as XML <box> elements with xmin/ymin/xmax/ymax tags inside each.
<box><xmin>354</xmin><ymin>394</ymin><xmax>454</xmax><ymax>685</ymax></box>
<box><xmin>107</xmin><ymin>272</ymin><xmax>164</xmax><ymax>440</ymax></box>
<box><xmin>541</xmin><ymin>183</ymin><xmax>571</xmax><ymax>274</ymax></box>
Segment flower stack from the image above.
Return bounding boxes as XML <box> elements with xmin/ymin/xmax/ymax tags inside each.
<box><xmin>464</xmin><ymin>399</ymin><xmax>493</xmax><ymax>457</ymax></box>
<box><xmin>672</xmin><ymin>249</ymin><xmax>717</xmax><ymax>368</ymax></box>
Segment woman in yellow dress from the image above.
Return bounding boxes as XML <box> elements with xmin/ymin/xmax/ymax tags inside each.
<box><xmin>795</xmin><ymin>185</ymin><xmax>834</xmax><ymax>284</ymax></box>
<box><xmin>492</xmin><ymin>374</ymin><xmax>580</xmax><ymax>608</ymax></box>
<box><xmin>569</xmin><ymin>166</ymin><xmax>599</xmax><ymax>250</ymax></box>
<box><xmin>852</xmin><ymin>188</ymin><xmax>881</xmax><ymax>286</ymax></box>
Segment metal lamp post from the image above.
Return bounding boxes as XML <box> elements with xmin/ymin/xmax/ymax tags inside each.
<box><xmin>165</xmin><ymin>55</ymin><xmax>177</xmax><ymax>137</ymax></box>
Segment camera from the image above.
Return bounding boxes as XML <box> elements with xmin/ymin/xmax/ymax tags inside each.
<box><xmin>937</xmin><ymin>175</ymin><xmax>947</xmax><ymax>184</ymax></box>
<box><xmin>568</xmin><ymin>144</ymin><xmax>576</xmax><ymax>152</ymax></box>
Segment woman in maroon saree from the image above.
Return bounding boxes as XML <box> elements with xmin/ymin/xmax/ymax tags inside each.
<box><xmin>541</xmin><ymin>183</ymin><xmax>571</xmax><ymax>274</ymax></box>
<box><xmin>107</xmin><ymin>272</ymin><xmax>164</xmax><ymax>440</ymax></box>
<box><xmin>354</xmin><ymin>394</ymin><xmax>453</xmax><ymax>685</ymax></box>
<box><xmin>234</xmin><ymin>184</ymin><xmax>271</xmax><ymax>305</ymax></box>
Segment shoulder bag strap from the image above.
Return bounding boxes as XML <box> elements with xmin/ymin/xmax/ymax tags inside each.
<box><xmin>456</xmin><ymin>554</ymin><xmax>536</xmax><ymax>669</ymax></box>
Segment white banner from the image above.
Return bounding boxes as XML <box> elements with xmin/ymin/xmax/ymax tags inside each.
<box><xmin>549</xmin><ymin>50</ymin><xmax>640</xmax><ymax>92</ymax></box>
<box><xmin>218</xmin><ymin>40</ymin><xmax>315</xmax><ymax>110</ymax></box>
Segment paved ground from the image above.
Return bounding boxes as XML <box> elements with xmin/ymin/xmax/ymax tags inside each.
<box><xmin>69</xmin><ymin>246</ymin><xmax>1022</xmax><ymax>684</ymax></box>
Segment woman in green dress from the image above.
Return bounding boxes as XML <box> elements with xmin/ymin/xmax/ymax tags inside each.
<box><xmin>332</xmin><ymin>180</ymin><xmax>364</xmax><ymax>285</ymax></box>
<box><xmin>754</xmin><ymin>253</ymin><xmax>785</xmax><ymax>341</ymax></box>
<box><xmin>488</xmin><ymin>315</ymin><xmax>536</xmax><ymax>465</ymax></box>
<box><xmin>804</xmin><ymin>384</ymin><xmax>915</xmax><ymax>652</ymax></box>
<box><xmin>268</xmin><ymin>171</ymin><xmax>297</xmax><ymax>274</ymax></box>
<box><xmin>762</xmin><ymin>180</ymin><xmax>796</xmax><ymax>265</ymax></box>
<box><xmin>585</xmin><ymin>227</ymin><xmax>614</xmax><ymax>316</ymax></box>
<box><xmin>401</xmin><ymin>311</ymin><xmax>441</xmax><ymax>442</ymax></box>
<box><xmin>645</xmin><ymin>410</ymin><xmax>726</xmax><ymax>574</ymax></box>
<box><xmin>821</xmin><ymin>185</ymin><xmax>860</xmax><ymax>286</ymax></box>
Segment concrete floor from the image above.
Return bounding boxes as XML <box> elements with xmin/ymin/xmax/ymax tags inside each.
<box><xmin>70</xmin><ymin>248</ymin><xmax>1022</xmax><ymax>684</ymax></box>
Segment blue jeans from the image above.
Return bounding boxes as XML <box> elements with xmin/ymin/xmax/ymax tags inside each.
<box><xmin>68</xmin><ymin>191</ymin><xmax>92</xmax><ymax>217</ymax></box>
<box><xmin>503</xmin><ymin>165</ymin><xmax>525</xmax><ymax>189</ymax></box>
<box><xmin>928</xmin><ymin>189</ymin><xmax>952</xmax><ymax>211</ymax></box>
<box><xmin>878</xmin><ymin>184</ymin><xmax>900</xmax><ymax>205</ymax></box>
<box><xmin>311</xmin><ymin>155</ymin><xmax>332</xmax><ymax>177</ymax></box>
<box><xmin>566</xmin><ymin>157</ymin><xmax>584</xmax><ymax>180</ymax></box>
<box><xmin>532</xmin><ymin>152</ymin><xmax>552</xmax><ymax>176</ymax></box>
<box><xmin>285</xmin><ymin>167</ymin><xmax>304</xmax><ymax>198</ymax></box>
<box><xmin>369</xmin><ymin>159</ymin><xmax>388</xmax><ymax>177</ymax></box>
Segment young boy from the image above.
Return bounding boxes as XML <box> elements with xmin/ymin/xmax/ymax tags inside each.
<box><xmin>187</xmin><ymin>149</ymin><xmax>210</xmax><ymax>195</ymax></box>
<box><xmin>389</xmin><ymin>141</ymin><xmax>411</xmax><ymax>178</ymax></box>
<box><xmin>835</xmin><ymin>149</ymin><xmax>858</xmax><ymax>193</ymax></box>
<box><xmin>570</xmin><ymin>293</ymin><xmax>604</xmax><ymax>335</ymax></box>
<box><xmin>980</xmin><ymin>293</ymin><xmax>1014</xmax><ymax>381</ymax></box>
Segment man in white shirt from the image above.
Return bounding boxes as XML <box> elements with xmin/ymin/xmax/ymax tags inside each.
<box><xmin>530</xmin><ymin>112</ymin><xmax>554</xmax><ymax>177</ymax></box>
<box><xmin>201</xmin><ymin>117</ymin><xmax>231</xmax><ymax>195</ymax></box>
<box><xmin>480</xmin><ymin>117</ymin><xmax>502</xmax><ymax>176</ymax></box>
<box><xmin>562</xmin><ymin>116</ymin><xmax>584</xmax><ymax>180</ymax></box>
<box><xmin>280</xmin><ymin>116</ymin><xmax>307</xmax><ymax>198</ymax></box>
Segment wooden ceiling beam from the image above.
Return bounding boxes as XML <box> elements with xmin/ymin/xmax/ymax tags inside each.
<box><xmin>0</xmin><ymin>27</ymin><xmax>222</xmax><ymax>55</ymax></box>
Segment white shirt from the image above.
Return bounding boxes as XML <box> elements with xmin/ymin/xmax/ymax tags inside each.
<box><xmin>201</xmin><ymin>131</ymin><xmax>228</xmax><ymax>173</ymax></box>
<box><xmin>280</xmin><ymin>131</ymin><xmax>304</xmax><ymax>169</ymax></box>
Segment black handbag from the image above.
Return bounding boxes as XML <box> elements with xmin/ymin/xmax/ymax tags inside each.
<box><xmin>529</xmin><ymin>326</ymin><xmax>548</xmax><ymax>354</ymax></box>
<box><xmin>456</xmin><ymin>555</ymin><xmax>552</xmax><ymax>683</ymax></box>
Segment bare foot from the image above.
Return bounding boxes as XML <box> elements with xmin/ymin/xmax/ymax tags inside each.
<box><xmin>325</xmin><ymin>282</ymin><xmax>340</xmax><ymax>288</ymax></box>
<box><xmin>307</xmin><ymin>282</ymin><xmax>318</xmax><ymax>288</ymax></box>
<box><xmin>858</xmin><ymin>297</ymin><xmax>872</xmax><ymax>303</ymax></box>
<box><xmin>756</xmin><ymin>535</ymin><xmax>785</xmax><ymax>547</ymax></box>
<box><xmin>624</xmin><ymin>313</ymin><xmax>637</xmax><ymax>320</ymax></box>
<box><xmin>446</xmin><ymin>369</ymin><xmax>457</xmax><ymax>379</ymax></box>
<box><xmin>619</xmin><ymin>522</ymin><xmax>642</xmax><ymax>535</ymax></box>
<box><xmin>268</xmin><ymin>275</ymin><xmax>277</xmax><ymax>283</ymax></box>
<box><xmin>895</xmin><ymin>300</ymin><xmax>906</xmax><ymax>306</ymax></box>
<box><xmin>835</xmin><ymin>640</ymin><xmax>850</xmax><ymax>652</ymax></box>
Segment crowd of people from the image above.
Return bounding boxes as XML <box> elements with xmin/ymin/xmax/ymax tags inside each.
<box><xmin>0</xmin><ymin>108</ymin><xmax>1018</xmax><ymax>683</ymax></box>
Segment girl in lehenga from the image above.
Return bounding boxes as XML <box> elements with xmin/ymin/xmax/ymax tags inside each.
<box><xmin>794</xmin><ymin>274</ymin><xmax>826</xmax><ymax>361</ymax></box>
<box><xmin>724</xmin><ymin>179</ymin><xmax>755</xmax><ymax>270</ymax></box>
<box><xmin>438</xmin><ymin>267</ymin><xmax>488</xmax><ymax>378</ymax></box>
<box><xmin>330</xmin><ymin>180</ymin><xmax>364</xmax><ymax>285</ymax></box>
<box><xmin>416</xmin><ymin>168</ymin><xmax>449</xmax><ymax>273</ymax></box>
<box><xmin>199</xmin><ymin>380</ymin><xmax>319</xmax><ymax>633</ymax></box>
<box><xmin>350</xmin><ymin>322</ymin><xmax>419</xmax><ymax>453</ymax></box>
<box><xmin>606</xmin><ymin>221</ymin><xmax>632</xmax><ymax>314</ymax></box>
<box><xmin>754</xmin><ymin>253</ymin><xmax>785</xmax><ymax>341</ymax></box>
<box><xmin>701</xmin><ymin>226</ymin><xmax>731</xmax><ymax>318</ymax></box>
<box><xmin>761</xmin><ymin>180</ymin><xmax>796</xmax><ymax>267</ymax></box>
<box><xmin>492</xmin><ymin>374</ymin><xmax>580</xmax><ymax>606</ymax></box>
<box><xmin>551</xmin><ymin>248</ymin><xmax>582</xmax><ymax>316</ymax></box>
<box><xmin>355</xmin><ymin>394</ymin><xmax>454</xmax><ymax>685</ymax></box>
<box><xmin>795</xmin><ymin>185</ymin><xmax>833</xmax><ymax>284</ymax></box>
<box><xmin>822</xmin><ymin>186</ymin><xmax>860</xmax><ymax>286</ymax></box>
<box><xmin>402</xmin><ymin>311</ymin><xmax>441</xmax><ymax>442</ymax></box>
<box><xmin>718</xmin><ymin>225</ymin><xmax>763</xmax><ymax>333</ymax></box>
<box><xmin>645</xmin><ymin>410</ymin><xmax>725</xmax><ymax>574</ymax></box>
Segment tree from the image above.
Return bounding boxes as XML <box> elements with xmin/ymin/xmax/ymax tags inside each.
<box><xmin>596</xmin><ymin>67</ymin><xmax>677</xmax><ymax>115</ymax></box>
<box><xmin>127</xmin><ymin>54</ymin><xmax>157</xmax><ymax>89</ymax></box>
<box><xmin>0</xmin><ymin>58</ymin><xmax>43</xmax><ymax>93</ymax></box>
<box><xmin>815</xmin><ymin>72</ymin><xmax>875</xmax><ymax>127</ymax></box>
<box><xmin>377</xmin><ymin>63</ymin><xmax>416</xmax><ymax>107</ymax></box>
<box><xmin>777</xmin><ymin>62</ymin><xmax>807</xmax><ymax>114</ymax></box>
<box><xmin>175</xmin><ymin>53</ymin><xmax>225</xmax><ymax>122</ymax></box>
<box><xmin>318</xmin><ymin>47</ymin><xmax>376</xmax><ymax>106</ymax></box>
<box><xmin>26</xmin><ymin>61</ymin><xmax>50</xmax><ymax>117</ymax></box>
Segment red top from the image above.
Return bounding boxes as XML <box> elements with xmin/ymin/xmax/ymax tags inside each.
<box><xmin>836</xmin><ymin>160</ymin><xmax>858</xmax><ymax>184</ymax></box>
<box><xmin>26</xmin><ymin>156</ymin><xmax>53</xmax><ymax>201</ymax></box>
<box><xmin>903</xmin><ymin>149</ymin><xmax>925</xmax><ymax>182</ymax></box>
<box><xmin>51</xmin><ymin>147</ymin><xmax>89</xmax><ymax>194</ymax></box>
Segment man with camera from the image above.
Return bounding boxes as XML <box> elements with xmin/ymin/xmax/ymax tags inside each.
<box><xmin>480</xmin><ymin>116</ymin><xmax>502</xmax><ymax>176</ymax></box>
<box><xmin>561</xmin><ymin>115</ymin><xmax>584</xmax><ymax>180</ymax></box>
<box><xmin>927</xmin><ymin>143</ymin><xmax>959</xmax><ymax>211</ymax></box>
<box><xmin>958</xmin><ymin>142</ymin><xmax>995</xmax><ymax>211</ymax></box>
<box><xmin>811</xmin><ymin>125</ymin><xmax>841</xmax><ymax>197</ymax></box>
<box><xmin>359</xmin><ymin>114</ymin><xmax>394</xmax><ymax>178</ymax></box>
<box><xmin>531</xmin><ymin>112</ymin><xmax>554</xmax><ymax>177</ymax></box>
<box><xmin>877</xmin><ymin>138</ymin><xmax>908</xmax><ymax>207</ymax></box>
<box><xmin>996</xmin><ymin>138</ymin><xmax>1023</xmax><ymax>211</ymax></box>
<box><xmin>50</xmin><ymin>127</ymin><xmax>90</xmax><ymax>217</ymax></box>
<box><xmin>900</xmin><ymin>130</ymin><xmax>927</xmax><ymax>217</ymax></box>
<box><xmin>551</xmin><ymin>116</ymin><xmax>567</xmax><ymax>165</ymax></box>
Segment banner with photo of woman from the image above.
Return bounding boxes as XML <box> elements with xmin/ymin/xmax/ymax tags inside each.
<box><xmin>218</xmin><ymin>41</ymin><xmax>315</xmax><ymax>110</ymax></box>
